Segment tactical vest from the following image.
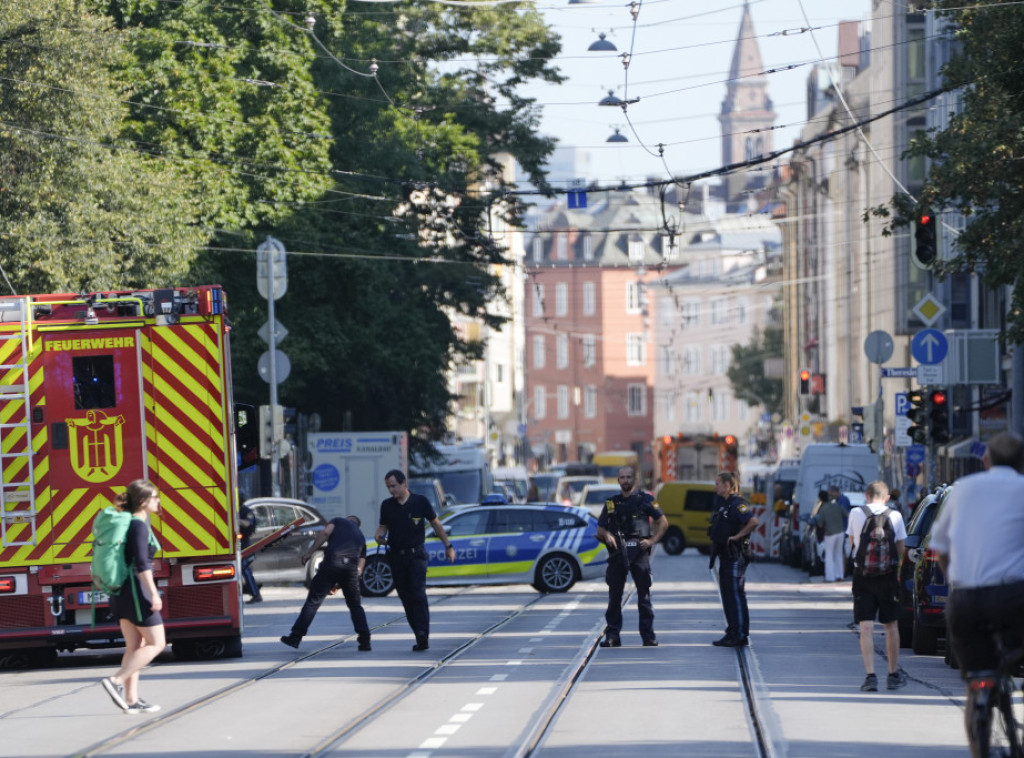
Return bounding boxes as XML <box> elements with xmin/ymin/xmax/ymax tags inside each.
<box><xmin>609</xmin><ymin>492</ymin><xmax>652</xmax><ymax>538</ymax></box>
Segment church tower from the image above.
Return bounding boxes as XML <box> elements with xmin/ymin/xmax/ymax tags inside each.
<box><xmin>718</xmin><ymin>1</ymin><xmax>777</xmax><ymax>200</ymax></box>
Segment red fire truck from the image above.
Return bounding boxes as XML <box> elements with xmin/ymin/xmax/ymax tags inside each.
<box><xmin>654</xmin><ymin>433</ymin><xmax>739</xmax><ymax>484</ymax></box>
<box><xmin>0</xmin><ymin>286</ymin><xmax>258</xmax><ymax>666</ymax></box>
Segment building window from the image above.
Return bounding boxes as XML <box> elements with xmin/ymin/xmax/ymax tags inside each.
<box><xmin>584</xmin><ymin>385</ymin><xmax>597</xmax><ymax>418</ymax></box>
<box><xmin>710</xmin><ymin>344</ymin><xmax>728</xmax><ymax>374</ymax></box>
<box><xmin>494</xmin><ymin>363</ymin><xmax>504</xmax><ymax>383</ymax></box>
<box><xmin>582</xmin><ymin>281</ymin><xmax>595</xmax><ymax>315</ymax></box>
<box><xmin>626</xmin><ymin>281</ymin><xmax>641</xmax><ymax>314</ymax></box>
<box><xmin>582</xmin><ymin>335</ymin><xmax>596</xmax><ymax>367</ymax></box>
<box><xmin>665</xmin><ymin>392</ymin><xmax>676</xmax><ymax>422</ymax></box>
<box><xmin>626</xmin><ymin>333</ymin><xmax>646</xmax><ymax>366</ymax></box>
<box><xmin>685</xmin><ymin>391</ymin><xmax>701</xmax><ymax>422</ymax></box>
<box><xmin>735</xmin><ymin>297</ymin><xmax>748</xmax><ymax>325</ymax></box>
<box><xmin>555</xmin><ymin>283</ymin><xmax>568</xmax><ymax>316</ymax></box>
<box><xmin>681</xmin><ymin>299</ymin><xmax>700</xmax><ymax>327</ymax></box>
<box><xmin>710</xmin><ymin>297</ymin><xmax>727</xmax><ymax>325</ymax></box>
<box><xmin>534</xmin><ymin>385</ymin><xmax>546</xmax><ymax>420</ymax></box>
<box><xmin>628</xmin><ymin>237</ymin><xmax>644</xmax><ymax>263</ymax></box>
<box><xmin>627</xmin><ymin>383</ymin><xmax>647</xmax><ymax>417</ymax></box>
<box><xmin>531</xmin><ymin>237</ymin><xmax>543</xmax><ymax>263</ymax></box>
<box><xmin>661</xmin><ymin>345</ymin><xmax>675</xmax><ymax>377</ymax></box>
<box><xmin>557</xmin><ymin>333</ymin><xmax>569</xmax><ymax>369</ymax></box>
<box><xmin>533</xmin><ymin>335</ymin><xmax>546</xmax><ymax>369</ymax></box>
<box><xmin>556</xmin><ymin>233</ymin><xmax>568</xmax><ymax>261</ymax></box>
<box><xmin>532</xmin><ymin>283</ymin><xmax>545</xmax><ymax>317</ymax></box>
<box><xmin>582</xmin><ymin>234</ymin><xmax>594</xmax><ymax>261</ymax></box>
<box><xmin>711</xmin><ymin>391</ymin><xmax>730</xmax><ymax>422</ymax></box>
<box><xmin>661</xmin><ymin>234</ymin><xmax>679</xmax><ymax>261</ymax></box>
<box><xmin>683</xmin><ymin>346</ymin><xmax>701</xmax><ymax>375</ymax></box>
<box><xmin>557</xmin><ymin>385</ymin><xmax>569</xmax><ymax>419</ymax></box>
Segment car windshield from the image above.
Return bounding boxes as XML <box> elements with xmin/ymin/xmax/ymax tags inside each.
<box><xmin>408</xmin><ymin>480</ymin><xmax>440</xmax><ymax>510</ymax></box>
<box><xmin>436</xmin><ymin>471</ymin><xmax>482</xmax><ymax>505</ymax></box>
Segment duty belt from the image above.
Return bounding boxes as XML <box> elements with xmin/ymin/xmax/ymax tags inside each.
<box><xmin>391</xmin><ymin>546</ymin><xmax>424</xmax><ymax>556</ymax></box>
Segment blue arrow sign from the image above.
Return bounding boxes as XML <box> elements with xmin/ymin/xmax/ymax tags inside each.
<box><xmin>911</xmin><ymin>328</ymin><xmax>948</xmax><ymax>365</ymax></box>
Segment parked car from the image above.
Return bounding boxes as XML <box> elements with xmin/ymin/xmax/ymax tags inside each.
<box><xmin>408</xmin><ymin>477</ymin><xmax>452</xmax><ymax>514</ymax></box>
<box><xmin>910</xmin><ymin>485</ymin><xmax>954</xmax><ymax>656</ymax></box>
<box><xmin>493</xmin><ymin>466</ymin><xmax>530</xmax><ymax>503</ymax></box>
<box><xmin>530</xmin><ymin>473</ymin><xmax>560</xmax><ymax>502</ymax></box>
<box><xmin>578</xmin><ymin>483</ymin><xmax>622</xmax><ymax>518</ymax></box>
<box><xmin>554</xmin><ymin>475</ymin><xmax>603</xmax><ymax>507</ymax></box>
<box><xmin>245</xmin><ymin>498</ymin><xmax>330</xmax><ymax>588</ymax></box>
<box><xmin>896</xmin><ymin>488</ymin><xmax>946</xmax><ymax>648</ymax></box>
<box><xmin>359</xmin><ymin>502</ymin><xmax>608</xmax><ymax>596</ymax></box>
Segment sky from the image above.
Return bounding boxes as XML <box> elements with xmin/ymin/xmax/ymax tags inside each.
<box><xmin>518</xmin><ymin>0</ymin><xmax>872</xmax><ymax>189</ymax></box>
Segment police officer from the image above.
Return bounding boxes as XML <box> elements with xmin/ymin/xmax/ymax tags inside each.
<box><xmin>280</xmin><ymin>515</ymin><xmax>371</xmax><ymax>650</ymax></box>
<box><xmin>596</xmin><ymin>465</ymin><xmax>668</xmax><ymax>647</ymax></box>
<box><xmin>709</xmin><ymin>471</ymin><xmax>759</xmax><ymax>647</ymax></box>
<box><xmin>375</xmin><ymin>469</ymin><xmax>455</xmax><ymax>651</ymax></box>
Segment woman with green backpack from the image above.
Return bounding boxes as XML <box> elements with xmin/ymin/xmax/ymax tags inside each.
<box><xmin>99</xmin><ymin>479</ymin><xmax>164</xmax><ymax>714</ymax></box>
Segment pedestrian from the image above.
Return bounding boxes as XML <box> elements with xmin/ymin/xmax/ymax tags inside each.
<box><xmin>374</xmin><ymin>469</ymin><xmax>456</xmax><ymax>651</ymax></box>
<box><xmin>596</xmin><ymin>465</ymin><xmax>668</xmax><ymax>647</ymax></box>
<box><xmin>99</xmin><ymin>479</ymin><xmax>165</xmax><ymax>714</ymax></box>
<box><xmin>238</xmin><ymin>500</ymin><xmax>262</xmax><ymax>603</ymax></box>
<box><xmin>816</xmin><ymin>491</ymin><xmax>847</xmax><ymax>582</ymax></box>
<box><xmin>846</xmin><ymin>480</ymin><xmax>907</xmax><ymax>692</ymax></box>
<box><xmin>709</xmin><ymin>471</ymin><xmax>759</xmax><ymax>647</ymax></box>
<box><xmin>280</xmin><ymin>515</ymin><xmax>371</xmax><ymax>650</ymax></box>
<box><xmin>929</xmin><ymin>432</ymin><xmax>1024</xmax><ymax>755</ymax></box>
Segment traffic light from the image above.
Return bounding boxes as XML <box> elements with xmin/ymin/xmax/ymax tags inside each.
<box><xmin>906</xmin><ymin>390</ymin><xmax>928</xmax><ymax>444</ymax></box>
<box><xmin>929</xmin><ymin>389</ymin><xmax>950</xmax><ymax>444</ymax></box>
<box><xmin>914</xmin><ymin>212</ymin><xmax>937</xmax><ymax>267</ymax></box>
<box><xmin>799</xmin><ymin>369</ymin><xmax>810</xmax><ymax>395</ymax></box>
<box><xmin>723</xmin><ymin>434</ymin><xmax>738</xmax><ymax>470</ymax></box>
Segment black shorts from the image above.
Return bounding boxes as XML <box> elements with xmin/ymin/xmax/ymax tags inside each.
<box><xmin>852</xmin><ymin>573</ymin><xmax>898</xmax><ymax>624</ymax></box>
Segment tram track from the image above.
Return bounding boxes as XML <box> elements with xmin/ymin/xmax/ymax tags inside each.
<box><xmin>69</xmin><ymin>588</ymin><xmax>548</xmax><ymax>758</ymax></box>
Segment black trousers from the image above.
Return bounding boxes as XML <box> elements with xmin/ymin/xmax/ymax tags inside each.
<box><xmin>604</xmin><ymin>549</ymin><xmax>655</xmax><ymax>641</ymax></box>
<box><xmin>290</xmin><ymin>562</ymin><xmax>370</xmax><ymax>640</ymax></box>
<box><xmin>948</xmin><ymin>581</ymin><xmax>1024</xmax><ymax>674</ymax></box>
<box><xmin>390</xmin><ymin>549</ymin><xmax>430</xmax><ymax>642</ymax></box>
<box><xmin>241</xmin><ymin>556</ymin><xmax>260</xmax><ymax>598</ymax></box>
<box><xmin>719</xmin><ymin>552</ymin><xmax>750</xmax><ymax>640</ymax></box>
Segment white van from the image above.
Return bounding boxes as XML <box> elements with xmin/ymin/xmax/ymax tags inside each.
<box><xmin>792</xmin><ymin>443</ymin><xmax>880</xmax><ymax>519</ymax></box>
<box><xmin>493</xmin><ymin>466</ymin><xmax>530</xmax><ymax>503</ymax></box>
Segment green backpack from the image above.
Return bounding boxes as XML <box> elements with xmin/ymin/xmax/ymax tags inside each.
<box><xmin>90</xmin><ymin>507</ymin><xmax>160</xmax><ymax>624</ymax></box>
<box><xmin>91</xmin><ymin>506</ymin><xmax>135</xmax><ymax>595</ymax></box>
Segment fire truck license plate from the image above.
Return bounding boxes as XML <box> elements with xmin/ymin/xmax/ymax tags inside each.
<box><xmin>77</xmin><ymin>590</ymin><xmax>110</xmax><ymax>604</ymax></box>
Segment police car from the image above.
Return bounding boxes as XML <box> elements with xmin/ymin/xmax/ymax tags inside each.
<box><xmin>360</xmin><ymin>501</ymin><xmax>608</xmax><ymax>596</ymax></box>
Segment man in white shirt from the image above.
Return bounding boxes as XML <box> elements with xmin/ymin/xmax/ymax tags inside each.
<box><xmin>846</xmin><ymin>480</ymin><xmax>907</xmax><ymax>692</ymax></box>
<box><xmin>929</xmin><ymin>432</ymin><xmax>1024</xmax><ymax>755</ymax></box>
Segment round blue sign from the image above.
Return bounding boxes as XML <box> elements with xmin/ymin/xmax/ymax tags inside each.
<box><xmin>312</xmin><ymin>463</ymin><xmax>340</xmax><ymax>492</ymax></box>
<box><xmin>911</xmin><ymin>328</ymin><xmax>948</xmax><ymax>365</ymax></box>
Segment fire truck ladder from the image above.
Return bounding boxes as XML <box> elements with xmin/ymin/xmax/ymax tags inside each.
<box><xmin>0</xmin><ymin>298</ymin><xmax>38</xmax><ymax>548</ymax></box>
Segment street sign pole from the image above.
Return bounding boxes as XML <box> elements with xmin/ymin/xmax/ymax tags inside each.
<box><xmin>258</xmin><ymin>236</ymin><xmax>287</xmax><ymax>497</ymax></box>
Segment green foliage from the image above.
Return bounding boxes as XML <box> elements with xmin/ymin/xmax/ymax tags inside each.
<box><xmin>0</xmin><ymin>0</ymin><xmax>205</xmax><ymax>293</ymax></box>
<box><xmin>887</xmin><ymin>2</ymin><xmax>1024</xmax><ymax>342</ymax></box>
<box><xmin>727</xmin><ymin>327</ymin><xmax>784</xmax><ymax>418</ymax></box>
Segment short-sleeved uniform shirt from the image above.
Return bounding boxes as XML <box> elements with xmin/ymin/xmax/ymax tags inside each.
<box><xmin>709</xmin><ymin>494</ymin><xmax>754</xmax><ymax>547</ymax></box>
<box><xmin>324</xmin><ymin>517</ymin><xmax>368</xmax><ymax>566</ymax></box>
<box><xmin>597</xmin><ymin>490</ymin><xmax>662</xmax><ymax>538</ymax></box>
<box><xmin>379</xmin><ymin>493</ymin><xmax>436</xmax><ymax>550</ymax></box>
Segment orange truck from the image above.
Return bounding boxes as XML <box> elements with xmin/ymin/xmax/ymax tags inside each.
<box><xmin>0</xmin><ymin>286</ymin><xmax>257</xmax><ymax>666</ymax></box>
<box><xmin>654</xmin><ymin>433</ymin><xmax>739</xmax><ymax>485</ymax></box>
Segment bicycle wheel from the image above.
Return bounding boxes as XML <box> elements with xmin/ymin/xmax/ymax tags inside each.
<box><xmin>993</xmin><ymin>674</ymin><xmax>1024</xmax><ymax>758</ymax></box>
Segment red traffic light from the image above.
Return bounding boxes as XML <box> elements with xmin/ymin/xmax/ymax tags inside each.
<box><xmin>799</xmin><ymin>369</ymin><xmax>810</xmax><ymax>381</ymax></box>
<box><xmin>724</xmin><ymin>435</ymin><xmax>737</xmax><ymax>446</ymax></box>
<box><xmin>920</xmin><ymin>214</ymin><xmax>931</xmax><ymax>225</ymax></box>
<box><xmin>930</xmin><ymin>390</ymin><xmax>948</xmax><ymax>406</ymax></box>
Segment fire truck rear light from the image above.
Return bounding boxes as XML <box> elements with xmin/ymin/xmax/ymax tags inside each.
<box><xmin>193</xmin><ymin>565</ymin><xmax>236</xmax><ymax>582</ymax></box>
<box><xmin>0</xmin><ymin>577</ymin><xmax>16</xmax><ymax>593</ymax></box>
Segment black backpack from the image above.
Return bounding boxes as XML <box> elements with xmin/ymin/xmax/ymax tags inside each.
<box><xmin>854</xmin><ymin>505</ymin><xmax>897</xmax><ymax>576</ymax></box>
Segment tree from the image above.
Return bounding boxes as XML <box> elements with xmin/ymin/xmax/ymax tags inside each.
<box><xmin>874</xmin><ymin>2</ymin><xmax>1024</xmax><ymax>342</ymax></box>
<box><xmin>0</xmin><ymin>1</ymin><xmax>206</xmax><ymax>294</ymax></box>
<box><xmin>727</xmin><ymin>327</ymin><xmax>784</xmax><ymax>419</ymax></box>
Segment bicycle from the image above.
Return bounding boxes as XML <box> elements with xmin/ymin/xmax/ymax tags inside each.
<box><xmin>965</xmin><ymin>629</ymin><xmax>1024</xmax><ymax>758</ymax></box>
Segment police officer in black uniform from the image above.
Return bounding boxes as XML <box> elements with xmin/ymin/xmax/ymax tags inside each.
<box><xmin>280</xmin><ymin>515</ymin><xmax>371</xmax><ymax>650</ymax></box>
<box><xmin>709</xmin><ymin>471</ymin><xmax>759</xmax><ymax>647</ymax></box>
<box><xmin>238</xmin><ymin>501</ymin><xmax>262</xmax><ymax>603</ymax></box>
<box><xmin>596</xmin><ymin>465</ymin><xmax>668</xmax><ymax>647</ymax></box>
<box><xmin>375</xmin><ymin>469</ymin><xmax>455</xmax><ymax>651</ymax></box>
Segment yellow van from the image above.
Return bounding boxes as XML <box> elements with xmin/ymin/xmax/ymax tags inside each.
<box><xmin>654</xmin><ymin>481</ymin><xmax>718</xmax><ymax>555</ymax></box>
